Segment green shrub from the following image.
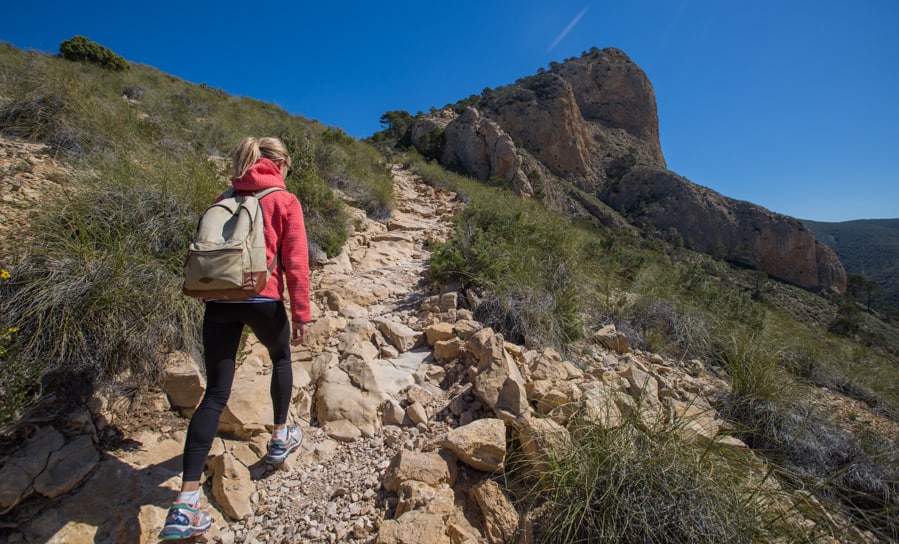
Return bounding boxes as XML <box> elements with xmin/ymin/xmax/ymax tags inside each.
<box><xmin>58</xmin><ymin>35</ymin><xmax>130</xmax><ymax>71</ymax></box>
<box><xmin>285</xmin><ymin>140</ymin><xmax>348</xmax><ymax>256</ymax></box>
<box><xmin>430</xmin><ymin>194</ymin><xmax>583</xmax><ymax>346</ymax></box>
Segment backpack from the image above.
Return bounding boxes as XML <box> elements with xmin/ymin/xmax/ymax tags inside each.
<box><xmin>182</xmin><ymin>187</ymin><xmax>284</xmax><ymax>300</ymax></box>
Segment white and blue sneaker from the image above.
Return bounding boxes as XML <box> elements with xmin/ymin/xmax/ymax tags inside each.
<box><xmin>265</xmin><ymin>425</ymin><xmax>303</xmax><ymax>464</ymax></box>
<box><xmin>158</xmin><ymin>501</ymin><xmax>212</xmax><ymax>540</ymax></box>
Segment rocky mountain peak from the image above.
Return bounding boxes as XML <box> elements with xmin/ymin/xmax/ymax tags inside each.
<box><xmin>409</xmin><ymin>47</ymin><xmax>847</xmax><ymax>294</ymax></box>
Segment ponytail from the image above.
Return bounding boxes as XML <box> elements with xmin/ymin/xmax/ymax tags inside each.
<box><xmin>230</xmin><ymin>136</ymin><xmax>291</xmax><ymax>180</ymax></box>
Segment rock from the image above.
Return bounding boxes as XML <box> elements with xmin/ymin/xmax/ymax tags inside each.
<box><xmin>553</xmin><ymin>47</ymin><xmax>665</xmax><ymax>167</ymax></box>
<box><xmin>469</xmin><ymin>478</ymin><xmax>519</xmax><ymax>544</ymax></box>
<box><xmin>377</xmin><ymin>510</ymin><xmax>452</xmax><ymax>544</ymax></box>
<box><xmin>0</xmin><ymin>465</ymin><xmax>32</xmax><ymax>515</ymax></box>
<box><xmin>383</xmin><ymin>399</ymin><xmax>408</xmax><ymax>426</ymax></box>
<box><xmin>376</xmin><ymin>318</ymin><xmax>422</xmax><ymax>353</ymax></box>
<box><xmin>482</xmin><ymin>73</ymin><xmax>592</xmax><ymax>182</ymax></box>
<box><xmin>514</xmin><ymin>416</ymin><xmax>570</xmax><ymax>474</ymax></box>
<box><xmin>467</xmin><ymin>328</ymin><xmax>529</xmax><ymax>422</ymax></box>
<box><xmin>337</xmin><ymin>318</ymin><xmax>379</xmax><ymax>354</ymax></box>
<box><xmin>0</xmin><ymin>426</ymin><xmax>65</xmax><ymax>512</ymax></box>
<box><xmin>670</xmin><ymin>399</ymin><xmax>720</xmax><ymax>443</ymax></box>
<box><xmin>34</xmin><ymin>435</ymin><xmax>99</xmax><ymax>499</ymax></box>
<box><xmin>219</xmin><ymin>374</ymin><xmax>273</xmax><ymax>438</ymax></box>
<box><xmin>440</xmin><ymin>419</ymin><xmax>506</xmax><ymax>472</ymax></box>
<box><xmin>600</xmin><ymin>167</ymin><xmax>847</xmax><ymax>293</ymax></box>
<box><xmin>434</xmin><ymin>338</ymin><xmax>464</xmax><ymax>362</ymax></box>
<box><xmin>406</xmin><ymin>402</ymin><xmax>429</xmax><ymax>426</ymax></box>
<box><xmin>209</xmin><ymin>453</ymin><xmax>254</xmax><ymax>520</ymax></box>
<box><xmin>162</xmin><ymin>351</ymin><xmax>206</xmax><ymax>416</ymax></box>
<box><xmin>383</xmin><ymin>450</ymin><xmax>454</xmax><ymax>492</ymax></box>
<box><xmin>316</xmin><ymin>367</ymin><xmax>382</xmax><ymax>438</ymax></box>
<box><xmin>395</xmin><ymin>481</ymin><xmax>456</xmax><ymax>517</ymax></box>
<box><xmin>619</xmin><ymin>365</ymin><xmax>661</xmax><ymax>407</ymax></box>
<box><xmin>323</xmin><ymin>418</ymin><xmax>364</xmax><ymax>442</ymax></box>
<box><xmin>593</xmin><ymin>324</ymin><xmax>629</xmax><ymax>354</ymax></box>
<box><xmin>425</xmin><ymin>322</ymin><xmax>456</xmax><ymax>346</ymax></box>
<box><xmin>581</xmin><ymin>383</ymin><xmax>626</xmax><ymax>429</ymax></box>
<box><xmin>423</xmin><ymin>107</ymin><xmax>533</xmax><ymax>197</ymax></box>
<box><xmin>527</xmin><ymin>348</ymin><xmax>570</xmax><ymax>381</ymax></box>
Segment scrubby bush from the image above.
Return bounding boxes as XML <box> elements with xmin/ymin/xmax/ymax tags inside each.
<box><xmin>58</xmin><ymin>35</ymin><xmax>129</xmax><ymax>71</ymax></box>
<box><xmin>0</xmin><ymin>181</ymin><xmax>204</xmax><ymax>425</ymax></box>
<box><xmin>513</xmin><ymin>417</ymin><xmax>807</xmax><ymax>544</ymax></box>
<box><xmin>724</xmin><ymin>398</ymin><xmax>898</xmax><ymax>540</ymax></box>
<box><xmin>430</xmin><ymin>193</ymin><xmax>583</xmax><ymax>346</ymax></box>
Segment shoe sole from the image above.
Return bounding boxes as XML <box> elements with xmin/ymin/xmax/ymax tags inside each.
<box><xmin>158</xmin><ymin>524</ymin><xmax>211</xmax><ymax>541</ymax></box>
<box><xmin>265</xmin><ymin>429</ymin><xmax>303</xmax><ymax>464</ymax></box>
<box><xmin>265</xmin><ymin>441</ymin><xmax>300</xmax><ymax>464</ymax></box>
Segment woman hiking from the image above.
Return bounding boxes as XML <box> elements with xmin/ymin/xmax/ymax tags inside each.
<box><xmin>160</xmin><ymin>136</ymin><xmax>312</xmax><ymax>540</ymax></box>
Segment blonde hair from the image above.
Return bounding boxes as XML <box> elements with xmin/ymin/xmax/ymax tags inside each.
<box><xmin>230</xmin><ymin>136</ymin><xmax>291</xmax><ymax>180</ymax></box>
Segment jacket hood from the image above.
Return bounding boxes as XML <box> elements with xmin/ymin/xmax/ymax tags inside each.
<box><xmin>231</xmin><ymin>158</ymin><xmax>286</xmax><ymax>193</ymax></box>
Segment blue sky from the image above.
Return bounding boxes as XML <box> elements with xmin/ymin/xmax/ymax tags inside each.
<box><xmin>2</xmin><ymin>0</ymin><xmax>897</xmax><ymax>222</ymax></box>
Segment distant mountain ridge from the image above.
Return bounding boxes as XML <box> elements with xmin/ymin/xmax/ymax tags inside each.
<box><xmin>404</xmin><ymin>47</ymin><xmax>847</xmax><ymax>294</ymax></box>
<box><xmin>803</xmin><ymin>218</ymin><xmax>899</xmax><ymax>309</ymax></box>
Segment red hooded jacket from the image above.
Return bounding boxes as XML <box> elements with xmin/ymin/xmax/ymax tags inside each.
<box><xmin>226</xmin><ymin>158</ymin><xmax>311</xmax><ymax>324</ymax></box>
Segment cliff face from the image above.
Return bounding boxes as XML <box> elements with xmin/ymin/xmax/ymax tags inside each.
<box><xmin>409</xmin><ymin>47</ymin><xmax>847</xmax><ymax>293</ymax></box>
<box><xmin>602</xmin><ymin>168</ymin><xmax>848</xmax><ymax>293</ymax></box>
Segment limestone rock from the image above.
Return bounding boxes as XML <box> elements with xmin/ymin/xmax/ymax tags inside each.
<box><xmin>593</xmin><ymin>324</ymin><xmax>629</xmax><ymax>354</ymax></box>
<box><xmin>209</xmin><ymin>453</ymin><xmax>253</xmax><ymax>520</ymax></box>
<box><xmin>377</xmin><ymin>510</ymin><xmax>452</xmax><ymax>544</ymax></box>
<box><xmin>162</xmin><ymin>351</ymin><xmax>206</xmax><ymax>416</ymax></box>
<box><xmin>440</xmin><ymin>418</ymin><xmax>506</xmax><ymax>473</ymax></box>
<box><xmin>395</xmin><ymin>481</ymin><xmax>456</xmax><ymax>517</ymax></box>
<box><xmin>469</xmin><ymin>479</ymin><xmax>519</xmax><ymax>544</ymax></box>
<box><xmin>514</xmin><ymin>416</ymin><xmax>571</xmax><ymax>474</ymax></box>
<box><xmin>376</xmin><ymin>318</ymin><xmax>422</xmax><ymax>353</ymax></box>
<box><xmin>33</xmin><ymin>435</ymin><xmax>99</xmax><ymax>499</ymax></box>
<box><xmin>600</xmin><ymin>167</ymin><xmax>847</xmax><ymax>293</ymax></box>
<box><xmin>316</xmin><ymin>367</ymin><xmax>381</xmax><ymax>438</ymax></box>
<box><xmin>467</xmin><ymin>328</ymin><xmax>529</xmax><ymax>422</ymax></box>
<box><xmin>426</xmin><ymin>322</ymin><xmax>456</xmax><ymax>346</ymax></box>
<box><xmin>0</xmin><ymin>426</ymin><xmax>65</xmax><ymax>512</ymax></box>
<box><xmin>383</xmin><ymin>450</ymin><xmax>454</xmax><ymax>492</ymax></box>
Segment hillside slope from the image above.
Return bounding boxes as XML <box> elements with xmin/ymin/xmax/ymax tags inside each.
<box><xmin>804</xmin><ymin>218</ymin><xmax>899</xmax><ymax>310</ymax></box>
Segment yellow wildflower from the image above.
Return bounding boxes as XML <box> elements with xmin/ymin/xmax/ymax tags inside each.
<box><xmin>0</xmin><ymin>269</ymin><xmax>10</xmax><ymax>280</ymax></box>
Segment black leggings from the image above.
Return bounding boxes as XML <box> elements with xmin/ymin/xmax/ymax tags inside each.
<box><xmin>182</xmin><ymin>300</ymin><xmax>293</xmax><ymax>482</ymax></box>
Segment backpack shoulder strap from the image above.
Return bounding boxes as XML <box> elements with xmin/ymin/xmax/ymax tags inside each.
<box><xmin>254</xmin><ymin>187</ymin><xmax>286</xmax><ymax>199</ymax></box>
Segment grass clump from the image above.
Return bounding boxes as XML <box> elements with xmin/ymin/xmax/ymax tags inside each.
<box><xmin>514</xmin><ymin>418</ymin><xmax>807</xmax><ymax>544</ymax></box>
<box><xmin>0</xmin><ymin>175</ymin><xmax>206</xmax><ymax>422</ymax></box>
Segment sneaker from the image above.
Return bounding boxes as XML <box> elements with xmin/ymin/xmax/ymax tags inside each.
<box><xmin>265</xmin><ymin>424</ymin><xmax>303</xmax><ymax>464</ymax></box>
<box><xmin>158</xmin><ymin>502</ymin><xmax>212</xmax><ymax>540</ymax></box>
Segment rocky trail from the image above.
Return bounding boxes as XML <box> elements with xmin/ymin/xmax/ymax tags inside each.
<box><xmin>1</xmin><ymin>156</ymin><xmax>885</xmax><ymax>544</ymax></box>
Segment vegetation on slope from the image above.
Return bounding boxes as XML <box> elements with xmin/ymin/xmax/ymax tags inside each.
<box><xmin>401</xmin><ymin>152</ymin><xmax>899</xmax><ymax>542</ymax></box>
<box><xmin>0</xmin><ymin>39</ymin><xmax>393</xmax><ymax>425</ymax></box>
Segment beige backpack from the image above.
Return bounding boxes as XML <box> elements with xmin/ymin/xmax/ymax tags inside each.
<box><xmin>182</xmin><ymin>187</ymin><xmax>283</xmax><ymax>300</ymax></box>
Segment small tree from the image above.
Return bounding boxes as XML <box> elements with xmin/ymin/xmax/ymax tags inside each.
<box><xmin>847</xmin><ymin>272</ymin><xmax>881</xmax><ymax>312</ymax></box>
<box><xmin>59</xmin><ymin>36</ymin><xmax>130</xmax><ymax>71</ymax></box>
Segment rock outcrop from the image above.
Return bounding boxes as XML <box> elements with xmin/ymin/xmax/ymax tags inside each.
<box><xmin>601</xmin><ymin>167</ymin><xmax>848</xmax><ymax>292</ymax></box>
<box><xmin>408</xmin><ymin>48</ymin><xmax>847</xmax><ymax>293</ymax></box>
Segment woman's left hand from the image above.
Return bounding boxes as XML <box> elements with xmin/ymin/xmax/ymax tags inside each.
<box><xmin>290</xmin><ymin>322</ymin><xmax>309</xmax><ymax>346</ymax></box>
